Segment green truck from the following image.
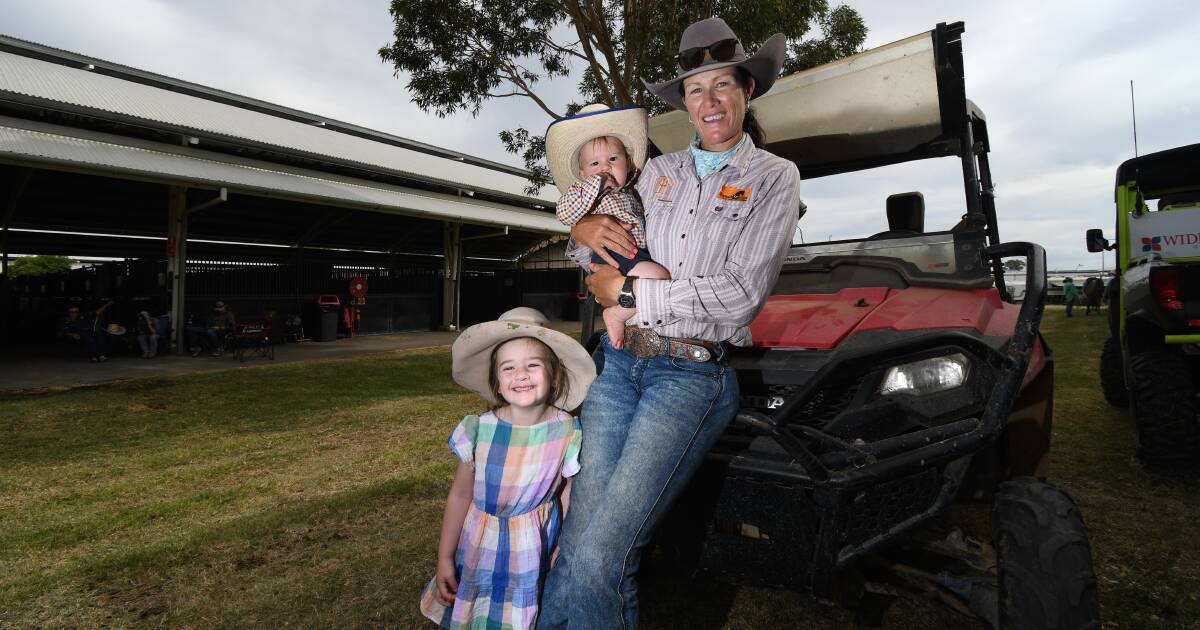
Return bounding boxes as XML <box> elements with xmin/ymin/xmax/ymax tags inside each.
<box><xmin>1087</xmin><ymin>142</ymin><xmax>1200</xmax><ymax>465</ymax></box>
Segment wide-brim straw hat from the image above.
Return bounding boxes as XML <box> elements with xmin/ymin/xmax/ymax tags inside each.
<box><xmin>451</xmin><ymin>307</ymin><xmax>596</xmax><ymax>410</ymax></box>
<box><xmin>106</xmin><ymin>323</ymin><xmax>127</xmax><ymax>336</ymax></box>
<box><xmin>545</xmin><ymin>104</ymin><xmax>648</xmax><ymax>193</ymax></box>
<box><xmin>643</xmin><ymin>17</ymin><xmax>786</xmax><ymax>112</ymax></box>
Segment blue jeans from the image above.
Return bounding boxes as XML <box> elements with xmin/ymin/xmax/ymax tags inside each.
<box><xmin>537</xmin><ymin>334</ymin><xmax>739</xmax><ymax>629</ymax></box>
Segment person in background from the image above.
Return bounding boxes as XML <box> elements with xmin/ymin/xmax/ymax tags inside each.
<box><xmin>60</xmin><ymin>301</ymin><xmax>113</xmax><ymax>362</ymax></box>
<box><xmin>136</xmin><ymin>310</ymin><xmax>158</xmax><ymax>358</ymax></box>
<box><xmin>1063</xmin><ymin>277</ymin><xmax>1078</xmax><ymax>318</ymax></box>
<box><xmin>188</xmin><ymin>300</ymin><xmax>236</xmax><ymax>357</ymax></box>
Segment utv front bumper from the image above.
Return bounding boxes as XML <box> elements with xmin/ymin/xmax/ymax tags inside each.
<box><xmin>690</xmin><ymin>243</ymin><xmax>1047</xmax><ymax>595</ymax></box>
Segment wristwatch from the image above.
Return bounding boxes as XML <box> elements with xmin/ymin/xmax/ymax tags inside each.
<box><xmin>618</xmin><ymin>275</ymin><xmax>638</xmax><ymax>309</ymax></box>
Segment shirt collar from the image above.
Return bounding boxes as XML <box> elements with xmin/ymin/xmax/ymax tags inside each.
<box><xmin>678</xmin><ymin>133</ymin><xmax>756</xmax><ymax>173</ymax></box>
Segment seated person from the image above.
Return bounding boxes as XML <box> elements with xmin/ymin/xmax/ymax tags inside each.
<box><xmin>187</xmin><ymin>300</ymin><xmax>236</xmax><ymax>357</ymax></box>
<box><xmin>60</xmin><ymin>301</ymin><xmax>113</xmax><ymax>362</ymax></box>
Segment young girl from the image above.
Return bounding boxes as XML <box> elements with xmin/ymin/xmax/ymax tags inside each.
<box><xmin>419</xmin><ymin>307</ymin><xmax>596</xmax><ymax>630</ymax></box>
<box><xmin>547</xmin><ymin>103</ymin><xmax>671</xmax><ymax>349</ymax></box>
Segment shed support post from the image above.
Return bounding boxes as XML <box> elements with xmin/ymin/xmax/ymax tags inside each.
<box><xmin>167</xmin><ymin>186</ymin><xmax>188</xmax><ymax>354</ymax></box>
<box><xmin>1</xmin><ymin>169</ymin><xmax>33</xmax><ymax>277</ymax></box>
<box><xmin>443</xmin><ymin>222</ymin><xmax>461</xmax><ymax>330</ymax></box>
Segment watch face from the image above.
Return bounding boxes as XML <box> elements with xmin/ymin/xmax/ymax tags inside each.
<box><xmin>618</xmin><ymin>275</ymin><xmax>637</xmax><ymax>309</ymax></box>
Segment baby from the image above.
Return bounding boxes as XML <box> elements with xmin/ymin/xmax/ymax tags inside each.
<box><xmin>547</xmin><ymin>104</ymin><xmax>671</xmax><ymax>349</ymax></box>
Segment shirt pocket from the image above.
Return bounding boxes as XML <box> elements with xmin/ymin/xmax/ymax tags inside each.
<box><xmin>694</xmin><ymin>182</ymin><xmax>757</xmax><ymax>273</ymax></box>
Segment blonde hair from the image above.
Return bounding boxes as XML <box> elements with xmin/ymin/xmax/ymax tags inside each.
<box><xmin>486</xmin><ymin>337</ymin><xmax>570</xmax><ymax>410</ymax></box>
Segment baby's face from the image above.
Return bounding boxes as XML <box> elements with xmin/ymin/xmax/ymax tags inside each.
<box><xmin>577</xmin><ymin>137</ymin><xmax>630</xmax><ymax>187</ymax></box>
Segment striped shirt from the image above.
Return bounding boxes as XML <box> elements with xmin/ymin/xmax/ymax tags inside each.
<box><xmin>568</xmin><ymin>136</ymin><xmax>801</xmax><ymax>346</ymax></box>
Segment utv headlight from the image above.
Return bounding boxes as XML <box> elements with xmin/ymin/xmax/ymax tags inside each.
<box><xmin>879</xmin><ymin>353</ymin><xmax>970</xmax><ymax>396</ymax></box>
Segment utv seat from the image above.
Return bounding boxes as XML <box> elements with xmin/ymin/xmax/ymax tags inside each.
<box><xmin>1158</xmin><ymin>191</ymin><xmax>1200</xmax><ymax>211</ymax></box>
<box><xmin>868</xmin><ymin>192</ymin><xmax>925</xmax><ymax>239</ymax></box>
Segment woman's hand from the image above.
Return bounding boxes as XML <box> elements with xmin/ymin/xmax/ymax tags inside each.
<box><xmin>586</xmin><ymin>264</ymin><xmax>625</xmax><ymax>308</ymax></box>
<box><xmin>571</xmin><ymin>215</ymin><xmax>637</xmax><ymax>269</ymax></box>
<box><xmin>435</xmin><ymin>556</ymin><xmax>458</xmax><ymax>605</ymax></box>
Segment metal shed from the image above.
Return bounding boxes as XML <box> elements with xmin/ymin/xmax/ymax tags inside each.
<box><xmin>0</xmin><ymin>35</ymin><xmax>569</xmax><ymax>349</ymax></box>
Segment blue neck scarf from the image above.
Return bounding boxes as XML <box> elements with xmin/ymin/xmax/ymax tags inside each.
<box><xmin>690</xmin><ymin>134</ymin><xmax>746</xmax><ymax>180</ymax></box>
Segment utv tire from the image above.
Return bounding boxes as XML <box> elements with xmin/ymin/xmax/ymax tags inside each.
<box><xmin>1128</xmin><ymin>351</ymin><xmax>1200</xmax><ymax>466</ymax></box>
<box><xmin>1099</xmin><ymin>337</ymin><xmax>1128</xmax><ymax>407</ymax></box>
<box><xmin>992</xmin><ymin>478</ymin><xmax>1099</xmax><ymax>630</ymax></box>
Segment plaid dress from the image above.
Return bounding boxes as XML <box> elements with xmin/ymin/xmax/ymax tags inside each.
<box><xmin>420</xmin><ymin>409</ymin><xmax>582</xmax><ymax>630</ymax></box>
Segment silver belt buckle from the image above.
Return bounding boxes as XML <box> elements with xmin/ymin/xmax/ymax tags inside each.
<box><xmin>627</xmin><ymin>327</ymin><xmax>663</xmax><ymax>359</ymax></box>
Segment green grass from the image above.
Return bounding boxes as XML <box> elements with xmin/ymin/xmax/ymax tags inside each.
<box><xmin>1</xmin><ymin>311</ymin><xmax>1198</xmax><ymax>628</ymax></box>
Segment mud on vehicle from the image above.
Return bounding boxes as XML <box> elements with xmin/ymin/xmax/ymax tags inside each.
<box><xmin>628</xmin><ymin>22</ymin><xmax>1099</xmax><ymax>628</ymax></box>
<box><xmin>1088</xmin><ymin>142</ymin><xmax>1200</xmax><ymax>466</ymax></box>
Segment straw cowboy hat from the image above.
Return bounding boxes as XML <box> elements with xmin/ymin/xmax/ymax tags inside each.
<box><xmin>643</xmin><ymin>17</ymin><xmax>786</xmax><ymax>111</ymax></box>
<box><xmin>545</xmin><ymin>104</ymin><xmax>648</xmax><ymax>193</ymax></box>
<box><xmin>106</xmin><ymin>323</ymin><xmax>126</xmax><ymax>336</ymax></box>
<box><xmin>451</xmin><ymin>307</ymin><xmax>596</xmax><ymax>410</ymax></box>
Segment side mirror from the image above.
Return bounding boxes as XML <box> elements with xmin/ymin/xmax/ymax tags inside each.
<box><xmin>1086</xmin><ymin>228</ymin><xmax>1110</xmax><ymax>253</ymax></box>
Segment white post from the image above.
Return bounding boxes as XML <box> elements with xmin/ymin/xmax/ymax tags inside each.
<box><xmin>442</xmin><ymin>222</ymin><xmax>461</xmax><ymax>330</ymax></box>
<box><xmin>167</xmin><ymin>185</ymin><xmax>188</xmax><ymax>353</ymax></box>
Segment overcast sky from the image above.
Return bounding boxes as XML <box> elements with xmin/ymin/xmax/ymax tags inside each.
<box><xmin>3</xmin><ymin>0</ymin><xmax>1198</xmax><ymax>271</ymax></box>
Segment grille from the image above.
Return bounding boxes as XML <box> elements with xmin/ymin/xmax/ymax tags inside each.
<box><xmin>794</xmin><ymin>374</ymin><xmax>865</xmax><ymax>425</ymax></box>
<box><xmin>842</xmin><ymin>468</ymin><xmax>940</xmax><ymax>546</ymax></box>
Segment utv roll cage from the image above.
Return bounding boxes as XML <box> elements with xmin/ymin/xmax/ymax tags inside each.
<box><xmin>581</xmin><ymin>22</ymin><xmax>1022</xmax><ymax>337</ymax></box>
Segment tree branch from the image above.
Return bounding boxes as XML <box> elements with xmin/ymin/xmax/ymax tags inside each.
<box><xmin>559</xmin><ymin>0</ymin><xmax>617</xmax><ymax>105</ymax></box>
<box><xmin>496</xmin><ymin>57</ymin><xmax>562</xmax><ymax>119</ymax></box>
<box><xmin>539</xmin><ymin>34</ymin><xmax>589</xmax><ymax>64</ymax></box>
<box><xmin>586</xmin><ymin>0</ymin><xmax>632</xmax><ymax>103</ymax></box>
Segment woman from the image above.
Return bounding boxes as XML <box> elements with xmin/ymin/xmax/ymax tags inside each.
<box><xmin>537</xmin><ymin>17</ymin><xmax>801</xmax><ymax>629</ymax></box>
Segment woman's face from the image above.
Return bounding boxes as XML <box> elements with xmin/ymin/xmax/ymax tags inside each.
<box><xmin>682</xmin><ymin>68</ymin><xmax>755</xmax><ymax>152</ymax></box>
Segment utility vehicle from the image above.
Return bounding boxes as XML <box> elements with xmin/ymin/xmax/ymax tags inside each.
<box><xmin>1087</xmin><ymin>142</ymin><xmax>1200</xmax><ymax>466</ymax></box>
<box><xmin>614</xmin><ymin>22</ymin><xmax>1100</xmax><ymax>628</ymax></box>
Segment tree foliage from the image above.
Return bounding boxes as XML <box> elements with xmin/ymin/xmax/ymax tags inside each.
<box><xmin>380</xmin><ymin>0</ymin><xmax>867</xmax><ymax>194</ymax></box>
<box><xmin>7</xmin><ymin>255</ymin><xmax>71</xmax><ymax>278</ymax></box>
<box><xmin>1004</xmin><ymin>259</ymin><xmax>1026</xmax><ymax>272</ymax></box>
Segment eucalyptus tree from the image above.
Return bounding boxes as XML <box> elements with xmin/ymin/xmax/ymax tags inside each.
<box><xmin>380</xmin><ymin>1</ymin><xmax>866</xmax><ymax>193</ymax></box>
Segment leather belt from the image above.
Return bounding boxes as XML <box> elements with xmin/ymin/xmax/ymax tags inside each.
<box><xmin>623</xmin><ymin>327</ymin><xmax>724</xmax><ymax>362</ymax></box>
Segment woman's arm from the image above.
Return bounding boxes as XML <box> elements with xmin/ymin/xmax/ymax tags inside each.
<box><xmin>434</xmin><ymin>461</ymin><xmax>475</xmax><ymax>605</ymax></box>
<box><xmin>567</xmin><ymin>215</ymin><xmax>638</xmax><ymax>269</ymax></box>
<box><xmin>560</xmin><ymin>174</ymin><xmax>636</xmax><ymax>270</ymax></box>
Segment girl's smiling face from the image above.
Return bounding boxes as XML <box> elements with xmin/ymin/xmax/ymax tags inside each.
<box><xmin>493</xmin><ymin>337</ymin><xmax>552</xmax><ymax>414</ymax></box>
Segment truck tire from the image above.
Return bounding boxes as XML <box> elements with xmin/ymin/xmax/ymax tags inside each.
<box><xmin>992</xmin><ymin>479</ymin><xmax>1099</xmax><ymax>630</ymax></box>
<box><xmin>1099</xmin><ymin>337</ymin><xmax>1128</xmax><ymax>407</ymax></box>
<box><xmin>1128</xmin><ymin>351</ymin><xmax>1200</xmax><ymax>465</ymax></box>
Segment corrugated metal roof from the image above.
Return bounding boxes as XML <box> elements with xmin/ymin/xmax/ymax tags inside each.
<box><xmin>0</xmin><ymin>115</ymin><xmax>566</xmax><ymax>235</ymax></box>
<box><xmin>0</xmin><ymin>48</ymin><xmax>558</xmax><ymax>204</ymax></box>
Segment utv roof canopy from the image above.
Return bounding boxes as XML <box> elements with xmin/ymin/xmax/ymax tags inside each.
<box><xmin>648</xmin><ymin>22</ymin><xmax>981</xmax><ymax>179</ymax></box>
<box><xmin>1115</xmin><ymin>142</ymin><xmax>1200</xmax><ymax>197</ymax></box>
